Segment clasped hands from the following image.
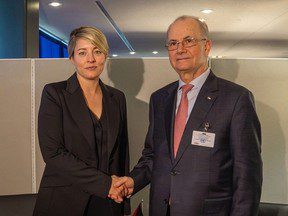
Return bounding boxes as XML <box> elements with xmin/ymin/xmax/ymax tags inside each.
<box><xmin>108</xmin><ymin>175</ymin><xmax>134</xmax><ymax>203</ymax></box>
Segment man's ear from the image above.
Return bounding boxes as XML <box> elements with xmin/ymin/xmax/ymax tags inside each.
<box><xmin>205</xmin><ymin>39</ymin><xmax>212</xmax><ymax>56</ymax></box>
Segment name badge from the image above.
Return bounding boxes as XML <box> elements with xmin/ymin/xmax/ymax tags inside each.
<box><xmin>191</xmin><ymin>131</ymin><xmax>215</xmax><ymax>148</ymax></box>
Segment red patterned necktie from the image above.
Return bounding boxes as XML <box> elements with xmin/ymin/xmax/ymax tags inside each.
<box><xmin>173</xmin><ymin>84</ymin><xmax>193</xmax><ymax>157</ymax></box>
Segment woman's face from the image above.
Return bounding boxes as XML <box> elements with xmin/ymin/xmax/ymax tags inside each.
<box><xmin>70</xmin><ymin>38</ymin><xmax>106</xmax><ymax>80</ymax></box>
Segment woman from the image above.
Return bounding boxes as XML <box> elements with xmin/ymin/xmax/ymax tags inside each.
<box><xmin>33</xmin><ymin>26</ymin><xmax>130</xmax><ymax>216</ymax></box>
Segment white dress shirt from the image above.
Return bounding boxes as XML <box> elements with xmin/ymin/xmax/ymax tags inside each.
<box><xmin>175</xmin><ymin>68</ymin><xmax>211</xmax><ymax>122</ymax></box>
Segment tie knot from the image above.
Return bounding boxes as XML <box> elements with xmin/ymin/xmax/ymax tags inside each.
<box><xmin>181</xmin><ymin>84</ymin><xmax>193</xmax><ymax>95</ymax></box>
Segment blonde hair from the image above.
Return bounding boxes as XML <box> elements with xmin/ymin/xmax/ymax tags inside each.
<box><xmin>68</xmin><ymin>26</ymin><xmax>109</xmax><ymax>58</ymax></box>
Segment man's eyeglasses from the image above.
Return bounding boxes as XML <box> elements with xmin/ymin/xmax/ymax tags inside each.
<box><xmin>165</xmin><ymin>37</ymin><xmax>207</xmax><ymax>51</ymax></box>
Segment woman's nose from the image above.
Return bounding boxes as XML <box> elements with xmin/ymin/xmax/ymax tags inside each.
<box><xmin>87</xmin><ymin>53</ymin><xmax>96</xmax><ymax>62</ymax></box>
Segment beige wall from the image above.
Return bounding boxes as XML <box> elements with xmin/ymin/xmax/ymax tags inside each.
<box><xmin>212</xmin><ymin>58</ymin><xmax>288</xmax><ymax>203</ymax></box>
<box><xmin>0</xmin><ymin>59</ymin><xmax>32</xmax><ymax>195</ymax></box>
<box><xmin>0</xmin><ymin>58</ymin><xmax>287</xmax><ymax>215</ymax></box>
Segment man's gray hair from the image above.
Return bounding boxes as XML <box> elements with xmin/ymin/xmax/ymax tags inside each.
<box><xmin>167</xmin><ymin>15</ymin><xmax>209</xmax><ymax>39</ymax></box>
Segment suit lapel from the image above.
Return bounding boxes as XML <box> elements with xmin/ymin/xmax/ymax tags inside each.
<box><xmin>64</xmin><ymin>73</ymin><xmax>95</xmax><ymax>150</ymax></box>
<box><xmin>173</xmin><ymin>72</ymin><xmax>219</xmax><ymax>167</ymax></box>
<box><xmin>164</xmin><ymin>82</ymin><xmax>178</xmax><ymax>163</ymax></box>
<box><xmin>64</xmin><ymin>74</ymin><xmax>119</xmax><ymax>159</ymax></box>
<box><xmin>100</xmin><ymin>81</ymin><xmax>119</xmax><ymax>159</ymax></box>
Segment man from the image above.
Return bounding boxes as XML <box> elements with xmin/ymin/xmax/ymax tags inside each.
<box><xmin>114</xmin><ymin>15</ymin><xmax>262</xmax><ymax>216</ymax></box>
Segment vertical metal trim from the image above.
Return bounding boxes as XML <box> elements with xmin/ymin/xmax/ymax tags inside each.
<box><xmin>31</xmin><ymin>59</ymin><xmax>37</xmax><ymax>193</ymax></box>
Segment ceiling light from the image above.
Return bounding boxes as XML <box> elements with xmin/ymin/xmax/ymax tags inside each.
<box><xmin>129</xmin><ymin>51</ymin><xmax>136</xmax><ymax>55</ymax></box>
<box><xmin>212</xmin><ymin>55</ymin><xmax>223</xmax><ymax>59</ymax></box>
<box><xmin>112</xmin><ymin>54</ymin><xmax>118</xmax><ymax>57</ymax></box>
<box><xmin>201</xmin><ymin>9</ymin><xmax>213</xmax><ymax>14</ymax></box>
<box><xmin>49</xmin><ymin>2</ymin><xmax>62</xmax><ymax>7</ymax></box>
<box><xmin>152</xmin><ymin>51</ymin><xmax>158</xmax><ymax>54</ymax></box>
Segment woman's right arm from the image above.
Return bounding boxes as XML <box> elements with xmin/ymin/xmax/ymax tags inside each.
<box><xmin>38</xmin><ymin>84</ymin><xmax>112</xmax><ymax>198</ymax></box>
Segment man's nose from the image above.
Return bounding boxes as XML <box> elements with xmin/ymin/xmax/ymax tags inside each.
<box><xmin>176</xmin><ymin>42</ymin><xmax>187</xmax><ymax>54</ymax></box>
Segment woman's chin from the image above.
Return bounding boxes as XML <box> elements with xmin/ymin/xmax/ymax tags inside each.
<box><xmin>77</xmin><ymin>71</ymin><xmax>102</xmax><ymax>80</ymax></box>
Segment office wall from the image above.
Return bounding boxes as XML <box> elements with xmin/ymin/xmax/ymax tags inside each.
<box><xmin>0</xmin><ymin>58</ymin><xmax>287</xmax><ymax>215</ymax></box>
<box><xmin>0</xmin><ymin>59</ymin><xmax>32</xmax><ymax>194</ymax></box>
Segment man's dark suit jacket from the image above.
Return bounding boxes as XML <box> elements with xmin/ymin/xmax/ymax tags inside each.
<box><xmin>33</xmin><ymin>73</ymin><xmax>130</xmax><ymax>216</ymax></box>
<box><xmin>130</xmin><ymin>71</ymin><xmax>262</xmax><ymax>216</ymax></box>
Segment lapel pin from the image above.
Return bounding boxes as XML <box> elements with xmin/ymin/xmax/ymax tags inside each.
<box><xmin>204</xmin><ymin>122</ymin><xmax>211</xmax><ymax>132</ymax></box>
<box><xmin>207</xmin><ymin>96</ymin><xmax>212</xmax><ymax>100</ymax></box>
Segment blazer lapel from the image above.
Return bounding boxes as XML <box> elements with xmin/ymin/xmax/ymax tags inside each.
<box><xmin>64</xmin><ymin>73</ymin><xmax>95</xmax><ymax>150</ymax></box>
<box><xmin>100</xmin><ymin>81</ymin><xmax>119</xmax><ymax>159</ymax></box>
<box><xmin>164</xmin><ymin>82</ymin><xmax>178</xmax><ymax>163</ymax></box>
<box><xmin>173</xmin><ymin>71</ymin><xmax>219</xmax><ymax>166</ymax></box>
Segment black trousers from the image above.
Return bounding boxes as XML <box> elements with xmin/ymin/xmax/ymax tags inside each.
<box><xmin>166</xmin><ymin>204</ymin><xmax>170</xmax><ymax>216</ymax></box>
<box><xmin>84</xmin><ymin>196</ymin><xmax>113</xmax><ymax>216</ymax></box>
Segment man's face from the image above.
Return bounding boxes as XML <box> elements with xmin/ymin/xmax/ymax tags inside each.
<box><xmin>167</xmin><ymin>19</ymin><xmax>211</xmax><ymax>78</ymax></box>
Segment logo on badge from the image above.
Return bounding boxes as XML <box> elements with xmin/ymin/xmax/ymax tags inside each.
<box><xmin>199</xmin><ymin>133</ymin><xmax>208</xmax><ymax>143</ymax></box>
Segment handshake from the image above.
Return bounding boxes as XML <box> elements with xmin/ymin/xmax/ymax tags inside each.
<box><xmin>108</xmin><ymin>175</ymin><xmax>134</xmax><ymax>203</ymax></box>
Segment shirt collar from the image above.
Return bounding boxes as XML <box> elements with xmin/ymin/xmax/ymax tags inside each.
<box><xmin>178</xmin><ymin>67</ymin><xmax>211</xmax><ymax>91</ymax></box>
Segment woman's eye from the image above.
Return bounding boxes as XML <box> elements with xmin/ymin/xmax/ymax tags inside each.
<box><xmin>78</xmin><ymin>52</ymin><xmax>86</xmax><ymax>56</ymax></box>
<box><xmin>94</xmin><ymin>50</ymin><xmax>102</xmax><ymax>55</ymax></box>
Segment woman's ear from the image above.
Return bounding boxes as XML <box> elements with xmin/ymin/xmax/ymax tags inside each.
<box><xmin>69</xmin><ymin>56</ymin><xmax>75</xmax><ymax>65</ymax></box>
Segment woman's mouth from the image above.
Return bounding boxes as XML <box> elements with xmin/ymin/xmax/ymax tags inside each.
<box><xmin>85</xmin><ymin>66</ymin><xmax>97</xmax><ymax>70</ymax></box>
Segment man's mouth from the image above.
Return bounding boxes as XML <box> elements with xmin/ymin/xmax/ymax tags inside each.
<box><xmin>177</xmin><ymin>57</ymin><xmax>189</xmax><ymax>61</ymax></box>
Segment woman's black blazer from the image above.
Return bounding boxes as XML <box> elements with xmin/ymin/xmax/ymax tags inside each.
<box><xmin>33</xmin><ymin>73</ymin><xmax>130</xmax><ymax>216</ymax></box>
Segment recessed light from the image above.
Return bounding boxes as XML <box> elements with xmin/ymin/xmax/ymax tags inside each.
<box><xmin>49</xmin><ymin>2</ymin><xmax>62</xmax><ymax>7</ymax></box>
<box><xmin>201</xmin><ymin>9</ymin><xmax>213</xmax><ymax>14</ymax></box>
<box><xmin>212</xmin><ymin>55</ymin><xmax>223</xmax><ymax>59</ymax></box>
<box><xmin>112</xmin><ymin>54</ymin><xmax>118</xmax><ymax>57</ymax></box>
<box><xmin>152</xmin><ymin>51</ymin><xmax>158</xmax><ymax>54</ymax></box>
<box><xmin>129</xmin><ymin>51</ymin><xmax>136</xmax><ymax>55</ymax></box>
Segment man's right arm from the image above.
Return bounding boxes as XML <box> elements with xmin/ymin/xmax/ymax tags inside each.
<box><xmin>129</xmin><ymin>96</ymin><xmax>155</xmax><ymax>194</ymax></box>
<box><xmin>112</xmin><ymin>95</ymin><xmax>155</xmax><ymax>200</ymax></box>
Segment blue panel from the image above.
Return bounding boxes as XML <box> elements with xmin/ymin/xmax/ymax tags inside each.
<box><xmin>63</xmin><ymin>47</ymin><xmax>68</xmax><ymax>58</ymax></box>
<box><xmin>40</xmin><ymin>35</ymin><xmax>61</xmax><ymax>58</ymax></box>
<box><xmin>39</xmin><ymin>30</ymin><xmax>68</xmax><ymax>58</ymax></box>
<box><xmin>0</xmin><ymin>0</ymin><xmax>25</xmax><ymax>58</ymax></box>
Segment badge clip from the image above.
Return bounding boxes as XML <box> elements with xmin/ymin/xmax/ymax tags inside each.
<box><xmin>203</xmin><ymin>122</ymin><xmax>211</xmax><ymax>132</ymax></box>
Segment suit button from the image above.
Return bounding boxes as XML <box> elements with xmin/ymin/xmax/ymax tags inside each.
<box><xmin>171</xmin><ymin>170</ymin><xmax>180</xmax><ymax>176</ymax></box>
